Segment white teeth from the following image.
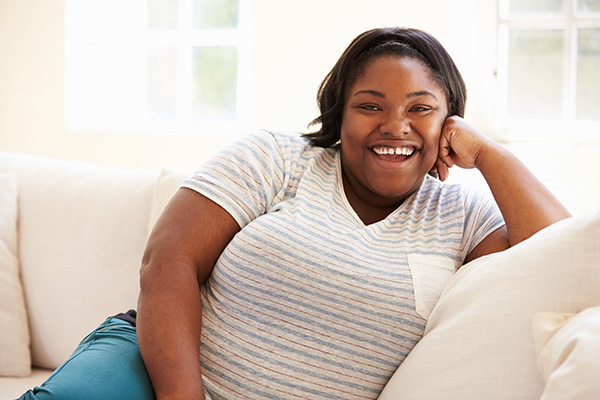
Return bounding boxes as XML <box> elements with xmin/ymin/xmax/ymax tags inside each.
<box><xmin>373</xmin><ymin>146</ymin><xmax>414</xmax><ymax>156</ymax></box>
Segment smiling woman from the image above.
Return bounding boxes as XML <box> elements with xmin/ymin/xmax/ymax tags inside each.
<box><xmin>17</xmin><ymin>26</ymin><xmax>571</xmax><ymax>400</ymax></box>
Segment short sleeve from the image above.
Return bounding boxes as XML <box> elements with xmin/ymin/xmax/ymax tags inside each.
<box><xmin>180</xmin><ymin>130</ymin><xmax>295</xmax><ymax>228</ymax></box>
<box><xmin>461</xmin><ymin>186</ymin><xmax>505</xmax><ymax>255</ymax></box>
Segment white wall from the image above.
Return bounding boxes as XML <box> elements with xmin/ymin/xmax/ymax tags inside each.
<box><xmin>0</xmin><ymin>0</ymin><xmax>598</xmax><ymax>215</ymax></box>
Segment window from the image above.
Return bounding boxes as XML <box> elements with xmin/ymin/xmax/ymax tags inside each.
<box><xmin>65</xmin><ymin>0</ymin><xmax>253</xmax><ymax>136</ymax></box>
<box><xmin>497</xmin><ymin>0</ymin><xmax>600</xmax><ymax>141</ymax></box>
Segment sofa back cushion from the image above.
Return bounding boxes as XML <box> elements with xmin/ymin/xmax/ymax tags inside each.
<box><xmin>0</xmin><ymin>152</ymin><xmax>160</xmax><ymax>369</ymax></box>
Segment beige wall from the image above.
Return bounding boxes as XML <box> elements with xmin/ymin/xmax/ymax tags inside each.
<box><xmin>0</xmin><ymin>0</ymin><xmax>598</xmax><ymax>215</ymax></box>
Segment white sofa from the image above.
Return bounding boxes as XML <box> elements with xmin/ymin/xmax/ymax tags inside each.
<box><xmin>1</xmin><ymin>151</ymin><xmax>599</xmax><ymax>400</ymax></box>
<box><xmin>0</xmin><ymin>151</ymin><xmax>188</xmax><ymax>399</ymax></box>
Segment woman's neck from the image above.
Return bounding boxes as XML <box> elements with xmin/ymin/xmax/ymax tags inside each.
<box><xmin>341</xmin><ymin>174</ymin><xmax>406</xmax><ymax>226</ymax></box>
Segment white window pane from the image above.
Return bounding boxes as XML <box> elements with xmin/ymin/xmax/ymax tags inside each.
<box><xmin>148</xmin><ymin>47</ymin><xmax>177</xmax><ymax>119</ymax></box>
<box><xmin>509</xmin><ymin>0</ymin><xmax>565</xmax><ymax>15</ymax></box>
<box><xmin>65</xmin><ymin>0</ymin><xmax>147</xmax><ymax>131</ymax></box>
<box><xmin>578</xmin><ymin>0</ymin><xmax>600</xmax><ymax>13</ymax></box>
<box><xmin>508</xmin><ymin>29</ymin><xmax>563</xmax><ymax>118</ymax></box>
<box><xmin>193</xmin><ymin>0</ymin><xmax>239</xmax><ymax>28</ymax></box>
<box><xmin>65</xmin><ymin>0</ymin><xmax>252</xmax><ymax>136</ymax></box>
<box><xmin>148</xmin><ymin>0</ymin><xmax>178</xmax><ymax>30</ymax></box>
<box><xmin>193</xmin><ymin>47</ymin><xmax>238</xmax><ymax>121</ymax></box>
<box><xmin>577</xmin><ymin>28</ymin><xmax>600</xmax><ymax>120</ymax></box>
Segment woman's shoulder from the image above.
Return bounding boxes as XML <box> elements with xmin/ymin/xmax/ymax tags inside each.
<box><xmin>246</xmin><ymin>129</ymin><xmax>337</xmax><ymax>165</ymax></box>
<box><xmin>412</xmin><ymin>175</ymin><xmax>492</xmax><ymax>211</ymax></box>
<box><xmin>242</xmin><ymin>129</ymin><xmax>306</xmax><ymax>147</ymax></box>
<box><xmin>417</xmin><ymin>175</ymin><xmax>462</xmax><ymax>197</ymax></box>
<box><xmin>251</xmin><ymin>129</ymin><xmax>325</xmax><ymax>151</ymax></box>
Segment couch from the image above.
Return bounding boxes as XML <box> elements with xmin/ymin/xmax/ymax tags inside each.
<box><xmin>0</xmin><ymin>151</ymin><xmax>188</xmax><ymax>399</ymax></box>
<box><xmin>1</xmin><ymin>151</ymin><xmax>599</xmax><ymax>400</ymax></box>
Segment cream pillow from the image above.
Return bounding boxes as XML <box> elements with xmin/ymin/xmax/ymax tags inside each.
<box><xmin>532</xmin><ymin>306</ymin><xmax>600</xmax><ymax>400</ymax></box>
<box><xmin>379</xmin><ymin>210</ymin><xmax>600</xmax><ymax>400</ymax></box>
<box><xmin>0</xmin><ymin>172</ymin><xmax>31</xmax><ymax>377</ymax></box>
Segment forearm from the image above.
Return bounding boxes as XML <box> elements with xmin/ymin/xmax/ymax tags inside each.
<box><xmin>137</xmin><ymin>258</ymin><xmax>205</xmax><ymax>400</ymax></box>
<box><xmin>476</xmin><ymin>142</ymin><xmax>571</xmax><ymax>245</ymax></box>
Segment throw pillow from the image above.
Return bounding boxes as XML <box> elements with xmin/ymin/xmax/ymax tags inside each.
<box><xmin>533</xmin><ymin>306</ymin><xmax>600</xmax><ymax>400</ymax></box>
<box><xmin>0</xmin><ymin>172</ymin><xmax>31</xmax><ymax>377</ymax></box>
<box><xmin>379</xmin><ymin>210</ymin><xmax>600</xmax><ymax>400</ymax></box>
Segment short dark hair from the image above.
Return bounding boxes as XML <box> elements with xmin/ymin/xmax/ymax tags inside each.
<box><xmin>303</xmin><ymin>27</ymin><xmax>467</xmax><ymax>148</ymax></box>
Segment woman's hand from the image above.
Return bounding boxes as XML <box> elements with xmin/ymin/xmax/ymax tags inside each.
<box><xmin>433</xmin><ymin>115</ymin><xmax>496</xmax><ymax>181</ymax></box>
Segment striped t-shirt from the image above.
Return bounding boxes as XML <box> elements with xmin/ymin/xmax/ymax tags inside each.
<box><xmin>181</xmin><ymin>129</ymin><xmax>504</xmax><ymax>400</ymax></box>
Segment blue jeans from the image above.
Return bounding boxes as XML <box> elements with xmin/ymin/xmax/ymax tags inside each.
<box><xmin>19</xmin><ymin>317</ymin><xmax>155</xmax><ymax>400</ymax></box>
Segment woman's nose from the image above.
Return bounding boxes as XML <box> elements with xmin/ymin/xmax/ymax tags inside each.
<box><xmin>380</xmin><ymin>113</ymin><xmax>411</xmax><ymax>137</ymax></box>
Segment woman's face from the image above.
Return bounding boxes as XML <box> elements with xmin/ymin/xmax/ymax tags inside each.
<box><xmin>340</xmin><ymin>55</ymin><xmax>448</xmax><ymax>212</ymax></box>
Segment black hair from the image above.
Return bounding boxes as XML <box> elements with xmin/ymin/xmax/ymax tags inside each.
<box><xmin>303</xmin><ymin>27</ymin><xmax>467</xmax><ymax>148</ymax></box>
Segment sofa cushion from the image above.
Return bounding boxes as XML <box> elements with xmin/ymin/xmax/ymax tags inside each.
<box><xmin>0</xmin><ymin>172</ymin><xmax>31</xmax><ymax>377</ymax></box>
<box><xmin>0</xmin><ymin>368</ymin><xmax>53</xmax><ymax>399</ymax></box>
<box><xmin>379</xmin><ymin>210</ymin><xmax>600</xmax><ymax>400</ymax></box>
<box><xmin>0</xmin><ymin>152</ymin><xmax>158</xmax><ymax>370</ymax></box>
<box><xmin>533</xmin><ymin>306</ymin><xmax>600</xmax><ymax>400</ymax></box>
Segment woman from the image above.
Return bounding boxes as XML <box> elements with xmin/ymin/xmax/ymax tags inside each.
<box><xmin>20</xmin><ymin>27</ymin><xmax>570</xmax><ymax>400</ymax></box>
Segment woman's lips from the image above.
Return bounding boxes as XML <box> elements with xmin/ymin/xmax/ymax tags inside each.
<box><xmin>371</xmin><ymin>145</ymin><xmax>416</xmax><ymax>162</ymax></box>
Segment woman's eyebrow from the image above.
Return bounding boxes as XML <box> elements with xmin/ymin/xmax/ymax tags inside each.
<box><xmin>353</xmin><ymin>89</ymin><xmax>385</xmax><ymax>98</ymax></box>
<box><xmin>407</xmin><ymin>90</ymin><xmax>438</xmax><ymax>100</ymax></box>
<box><xmin>353</xmin><ymin>89</ymin><xmax>439</xmax><ymax>100</ymax></box>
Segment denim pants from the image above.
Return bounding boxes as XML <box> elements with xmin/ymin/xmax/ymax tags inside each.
<box><xmin>18</xmin><ymin>317</ymin><xmax>155</xmax><ymax>400</ymax></box>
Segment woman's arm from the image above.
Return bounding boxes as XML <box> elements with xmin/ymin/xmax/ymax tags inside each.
<box><xmin>435</xmin><ymin>116</ymin><xmax>571</xmax><ymax>260</ymax></box>
<box><xmin>137</xmin><ymin>188</ymin><xmax>240</xmax><ymax>400</ymax></box>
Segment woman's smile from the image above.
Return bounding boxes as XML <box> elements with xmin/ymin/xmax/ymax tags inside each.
<box><xmin>369</xmin><ymin>143</ymin><xmax>417</xmax><ymax>169</ymax></box>
<box><xmin>372</xmin><ymin>145</ymin><xmax>415</xmax><ymax>157</ymax></box>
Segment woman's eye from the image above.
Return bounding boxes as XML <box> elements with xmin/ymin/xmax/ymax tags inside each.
<box><xmin>360</xmin><ymin>105</ymin><xmax>381</xmax><ymax>111</ymax></box>
<box><xmin>410</xmin><ymin>106</ymin><xmax>431</xmax><ymax>112</ymax></box>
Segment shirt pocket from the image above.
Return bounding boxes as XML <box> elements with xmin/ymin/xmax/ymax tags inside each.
<box><xmin>407</xmin><ymin>254</ymin><xmax>459</xmax><ymax>320</ymax></box>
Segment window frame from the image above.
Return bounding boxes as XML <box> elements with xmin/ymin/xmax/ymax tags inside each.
<box><xmin>495</xmin><ymin>0</ymin><xmax>600</xmax><ymax>144</ymax></box>
<box><xmin>65</xmin><ymin>0</ymin><xmax>254</xmax><ymax>137</ymax></box>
